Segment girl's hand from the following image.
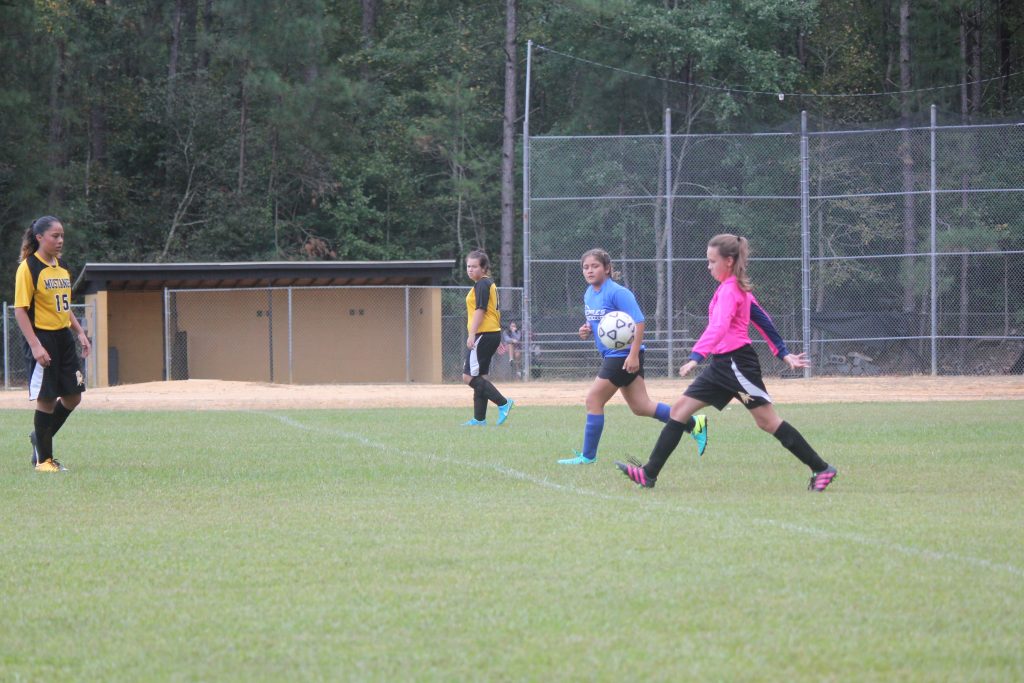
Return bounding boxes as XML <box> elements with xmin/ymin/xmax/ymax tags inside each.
<box><xmin>622</xmin><ymin>351</ymin><xmax>639</xmax><ymax>374</ymax></box>
<box><xmin>678</xmin><ymin>360</ymin><xmax>697</xmax><ymax>378</ymax></box>
<box><xmin>783</xmin><ymin>352</ymin><xmax>809</xmax><ymax>369</ymax></box>
<box><xmin>32</xmin><ymin>344</ymin><xmax>51</xmax><ymax>368</ymax></box>
<box><xmin>466</xmin><ymin>335</ymin><xmax>476</xmax><ymax>350</ymax></box>
<box><xmin>78</xmin><ymin>332</ymin><xmax>92</xmax><ymax>359</ymax></box>
<box><xmin>578</xmin><ymin>323</ymin><xmax>591</xmax><ymax>340</ymax></box>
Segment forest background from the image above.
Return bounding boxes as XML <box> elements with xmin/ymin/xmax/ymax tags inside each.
<box><xmin>1</xmin><ymin>0</ymin><xmax>1022</xmax><ymax>302</ymax></box>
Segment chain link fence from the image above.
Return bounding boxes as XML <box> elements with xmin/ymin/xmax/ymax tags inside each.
<box><xmin>3</xmin><ymin>303</ymin><xmax>98</xmax><ymax>389</ymax></box>
<box><xmin>525</xmin><ymin>111</ymin><xmax>1024</xmax><ymax>378</ymax></box>
<box><xmin>162</xmin><ymin>286</ymin><xmax>524</xmax><ymax>384</ymax></box>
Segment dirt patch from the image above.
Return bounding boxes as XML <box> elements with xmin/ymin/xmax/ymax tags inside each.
<box><xmin>0</xmin><ymin>375</ymin><xmax>1021</xmax><ymax>411</ymax></box>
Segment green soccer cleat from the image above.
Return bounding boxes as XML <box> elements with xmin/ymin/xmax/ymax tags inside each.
<box><xmin>691</xmin><ymin>414</ymin><xmax>708</xmax><ymax>456</ymax></box>
<box><xmin>557</xmin><ymin>450</ymin><xmax>595</xmax><ymax>465</ymax></box>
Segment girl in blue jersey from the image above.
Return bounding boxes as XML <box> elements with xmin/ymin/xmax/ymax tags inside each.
<box><xmin>557</xmin><ymin>249</ymin><xmax>707</xmax><ymax>464</ymax></box>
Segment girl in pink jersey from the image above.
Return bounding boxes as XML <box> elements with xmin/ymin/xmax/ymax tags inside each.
<box><xmin>616</xmin><ymin>234</ymin><xmax>837</xmax><ymax>492</ymax></box>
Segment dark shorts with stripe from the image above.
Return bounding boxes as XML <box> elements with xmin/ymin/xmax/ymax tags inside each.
<box><xmin>683</xmin><ymin>344</ymin><xmax>772</xmax><ymax>411</ymax></box>
<box><xmin>597</xmin><ymin>350</ymin><xmax>646</xmax><ymax>388</ymax></box>
<box><xmin>25</xmin><ymin>328</ymin><xmax>85</xmax><ymax>401</ymax></box>
<box><xmin>464</xmin><ymin>331</ymin><xmax>502</xmax><ymax>377</ymax></box>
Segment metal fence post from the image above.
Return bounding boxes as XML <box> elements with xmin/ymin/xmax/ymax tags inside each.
<box><xmin>522</xmin><ymin>39</ymin><xmax>533</xmax><ymax>382</ymax></box>
<box><xmin>800</xmin><ymin>111</ymin><xmax>812</xmax><ymax>378</ymax></box>
<box><xmin>930</xmin><ymin>104</ymin><xmax>938</xmax><ymax>376</ymax></box>
<box><xmin>405</xmin><ymin>286</ymin><xmax>411</xmax><ymax>382</ymax></box>
<box><xmin>3</xmin><ymin>302</ymin><xmax>8</xmax><ymax>390</ymax></box>
<box><xmin>664</xmin><ymin>107</ymin><xmax>674</xmax><ymax>376</ymax></box>
<box><xmin>288</xmin><ymin>287</ymin><xmax>294</xmax><ymax>384</ymax></box>
<box><xmin>88</xmin><ymin>302</ymin><xmax>97</xmax><ymax>387</ymax></box>
<box><xmin>266</xmin><ymin>289</ymin><xmax>274</xmax><ymax>383</ymax></box>
<box><xmin>163</xmin><ymin>288</ymin><xmax>170</xmax><ymax>381</ymax></box>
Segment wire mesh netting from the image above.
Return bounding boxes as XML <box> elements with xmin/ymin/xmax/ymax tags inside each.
<box><xmin>3</xmin><ymin>304</ymin><xmax>98</xmax><ymax>389</ymax></box>
<box><xmin>525</xmin><ymin>118</ymin><xmax>1024</xmax><ymax>379</ymax></box>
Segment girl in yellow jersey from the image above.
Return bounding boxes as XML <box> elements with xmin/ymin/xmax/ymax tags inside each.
<box><xmin>14</xmin><ymin>216</ymin><xmax>92</xmax><ymax>472</ymax></box>
<box><xmin>461</xmin><ymin>250</ymin><xmax>514</xmax><ymax>426</ymax></box>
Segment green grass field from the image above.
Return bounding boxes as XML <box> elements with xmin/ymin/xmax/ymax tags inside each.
<box><xmin>2</xmin><ymin>401</ymin><xmax>1022</xmax><ymax>681</ymax></box>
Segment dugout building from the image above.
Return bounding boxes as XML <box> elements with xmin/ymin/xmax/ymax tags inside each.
<box><xmin>75</xmin><ymin>261</ymin><xmax>454</xmax><ymax>386</ymax></box>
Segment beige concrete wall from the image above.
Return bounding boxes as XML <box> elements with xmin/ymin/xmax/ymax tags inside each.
<box><xmin>164</xmin><ymin>287</ymin><xmax>443</xmax><ymax>384</ymax></box>
<box><xmin>288</xmin><ymin>288</ymin><xmax>441</xmax><ymax>383</ymax></box>
<box><xmin>106</xmin><ymin>291</ymin><xmax>165</xmax><ymax>385</ymax></box>
<box><xmin>408</xmin><ymin>287</ymin><xmax>442</xmax><ymax>383</ymax></box>
<box><xmin>173</xmin><ymin>290</ymin><xmax>274</xmax><ymax>382</ymax></box>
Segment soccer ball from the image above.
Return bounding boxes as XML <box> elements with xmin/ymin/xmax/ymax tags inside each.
<box><xmin>597</xmin><ymin>311</ymin><xmax>636</xmax><ymax>350</ymax></box>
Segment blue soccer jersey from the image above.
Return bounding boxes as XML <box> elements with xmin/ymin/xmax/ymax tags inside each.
<box><xmin>584</xmin><ymin>279</ymin><xmax>645</xmax><ymax>357</ymax></box>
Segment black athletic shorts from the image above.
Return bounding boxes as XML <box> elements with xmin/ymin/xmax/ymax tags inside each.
<box><xmin>597</xmin><ymin>350</ymin><xmax>645</xmax><ymax>388</ymax></box>
<box><xmin>464</xmin><ymin>331</ymin><xmax>502</xmax><ymax>377</ymax></box>
<box><xmin>25</xmin><ymin>328</ymin><xmax>85</xmax><ymax>401</ymax></box>
<box><xmin>683</xmin><ymin>344</ymin><xmax>771</xmax><ymax>411</ymax></box>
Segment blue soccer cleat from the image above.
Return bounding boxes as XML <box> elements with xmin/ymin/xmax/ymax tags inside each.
<box><xmin>496</xmin><ymin>399</ymin><xmax>515</xmax><ymax>426</ymax></box>
<box><xmin>691</xmin><ymin>414</ymin><xmax>708</xmax><ymax>456</ymax></box>
<box><xmin>557</xmin><ymin>450</ymin><xmax>595</xmax><ymax>465</ymax></box>
<box><xmin>461</xmin><ymin>418</ymin><xmax>487</xmax><ymax>427</ymax></box>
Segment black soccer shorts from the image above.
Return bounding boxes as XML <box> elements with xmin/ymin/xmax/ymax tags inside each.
<box><xmin>26</xmin><ymin>328</ymin><xmax>85</xmax><ymax>401</ymax></box>
<box><xmin>683</xmin><ymin>344</ymin><xmax>771</xmax><ymax>410</ymax></box>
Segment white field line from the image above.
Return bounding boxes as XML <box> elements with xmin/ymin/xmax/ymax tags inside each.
<box><xmin>265</xmin><ymin>413</ymin><xmax>1024</xmax><ymax>579</ymax></box>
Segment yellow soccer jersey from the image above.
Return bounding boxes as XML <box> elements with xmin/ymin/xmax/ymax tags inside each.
<box><xmin>14</xmin><ymin>253</ymin><xmax>73</xmax><ymax>330</ymax></box>
<box><xmin>466</xmin><ymin>277</ymin><xmax>501</xmax><ymax>333</ymax></box>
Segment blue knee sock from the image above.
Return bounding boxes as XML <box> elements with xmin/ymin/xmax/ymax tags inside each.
<box><xmin>581</xmin><ymin>413</ymin><xmax>605</xmax><ymax>460</ymax></box>
<box><xmin>654</xmin><ymin>402</ymin><xmax>670</xmax><ymax>423</ymax></box>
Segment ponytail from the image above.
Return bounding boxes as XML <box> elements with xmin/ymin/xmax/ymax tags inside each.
<box><xmin>20</xmin><ymin>215</ymin><xmax>60</xmax><ymax>263</ymax></box>
<box><xmin>708</xmin><ymin>233</ymin><xmax>752</xmax><ymax>292</ymax></box>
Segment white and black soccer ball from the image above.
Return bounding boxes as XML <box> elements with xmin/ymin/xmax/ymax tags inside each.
<box><xmin>596</xmin><ymin>311</ymin><xmax>636</xmax><ymax>350</ymax></box>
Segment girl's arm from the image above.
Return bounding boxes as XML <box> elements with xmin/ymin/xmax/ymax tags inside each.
<box><xmin>749</xmin><ymin>296</ymin><xmax>805</xmax><ymax>367</ymax></box>
<box><xmin>749</xmin><ymin>299</ymin><xmax>789</xmax><ymax>358</ymax></box>
<box><xmin>623</xmin><ymin>321</ymin><xmax>644</xmax><ymax>373</ymax></box>
<box><xmin>466</xmin><ymin>308</ymin><xmax>485</xmax><ymax>349</ymax></box>
<box><xmin>608</xmin><ymin>287</ymin><xmax>644</xmax><ymax>368</ymax></box>
<box><xmin>68</xmin><ymin>310</ymin><xmax>92</xmax><ymax>358</ymax></box>
<box><xmin>14</xmin><ymin>308</ymin><xmax>49</xmax><ymax>366</ymax></box>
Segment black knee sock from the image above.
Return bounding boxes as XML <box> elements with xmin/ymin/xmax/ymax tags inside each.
<box><xmin>773</xmin><ymin>421</ymin><xmax>828</xmax><ymax>472</ymax></box>
<box><xmin>478</xmin><ymin>378</ymin><xmax>507</xmax><ymax>407</ymax></box>
<box><xmin>644</xmin><ymin>418</ymin><xmax>687</xmax><ymax>479</ymax></box>
<box><xmin>473</xmin><ymin>390</ymin><xmax>488</xmax><ymax>421</ymax></box>
<box><xmin>469</xmin><ymin>377</ymin><xmax>488</xmax><ymax>420</ymax></box>
<box><xmin>51</xmin><ymin>400</ymin><xmax>73</xmax><ymax>435</ymax></box>
<box><xmin>34</xmin><ymin>410</ymin><xmax>55</xmax><ymax>462</ymax></box>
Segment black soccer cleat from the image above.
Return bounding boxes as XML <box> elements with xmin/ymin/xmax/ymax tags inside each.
<box><xmin>808</xmin><ymin>465</ymin><xmax>837</xmax><ymax>492</ymax></box>
<box><xmin>615</xmin><ymin>457</ymin><xmax>656</xmax><ymax>489</ymax></box>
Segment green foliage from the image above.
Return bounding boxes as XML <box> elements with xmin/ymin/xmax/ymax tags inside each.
<box><xmin>1</xmin><ymin>0</ymin><xmax>1023</xmax><ymax>301</ymax></box>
